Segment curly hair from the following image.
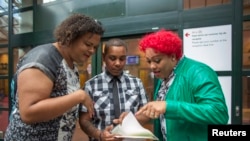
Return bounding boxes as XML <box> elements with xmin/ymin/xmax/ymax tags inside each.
<box><xmin>139</xmin><ymin>29</ymin><xmax>183</xmax><ymax>60</ymax></box>
<box><xmin>54</xmin><ymin>13</ymin><xmax>105</xmax><ymax>46</ymax></box>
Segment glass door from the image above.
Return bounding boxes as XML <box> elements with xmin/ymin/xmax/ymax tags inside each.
<box><xmin>242</xmin><ymin>21</ymin><xmax>250</xmax><ymax>125</ymax></box>
<box><xmin>0</xmin><ymin>48</ymin><xmax>9</xmax><ymax>139</ymax></box>
<box><xmin>242</xmin><ymin>0</ymin><xmax>250</xmax><ymax>125</ymax></box>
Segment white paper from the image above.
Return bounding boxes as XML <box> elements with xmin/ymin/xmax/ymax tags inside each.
<box><xmin>111</xmin><ymin>112</ymin><xmax>159</xmax><ymax>141</ymax></box>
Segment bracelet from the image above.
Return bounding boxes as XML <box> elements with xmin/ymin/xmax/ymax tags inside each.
<box><xmin>99</xmin><ymin>131</ymin><xmax>103</xmax><ymax>141</ymax></box>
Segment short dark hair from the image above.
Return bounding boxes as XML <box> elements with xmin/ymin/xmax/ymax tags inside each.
<box><xmin>103</xmin><ymin>38</ymin><xmax>127</xmax><ymax>55</ymax></box>
<box><xmin>54</xmin><ymin>13</ymin><xmax>105</xmax><ymax>46</ymax></box>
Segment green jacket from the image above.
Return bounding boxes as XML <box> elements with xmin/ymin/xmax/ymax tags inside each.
<box><xmin>153</xmin><ymin>56</ymin><xmax>229</xmax><ymax>141</ymax></box>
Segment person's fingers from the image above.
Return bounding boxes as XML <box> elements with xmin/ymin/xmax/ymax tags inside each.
<box><xmin>135</xmin><ymin>108</ymin><xmax>142</xmax><ymax>115</ymax></box>
<box><xmin>145</xmin><ymin>102</ymin><xmax>159</xmax><ymax>118</ymax></box>
<box><xmin>113</xmin><ymin>112</ymin><xmax>128</xmax><ymax>125</ymax></box>
<box><xmin>153</xmin><ymin>101</ymin><xmax>166</xmax><ymax>114</ymax></box>
<box><xmin>147</xmin><ymin>109</ymin><xmax>152</xmax><ymax>117</ymax></box>
<box><xmin>105</xmin><ymin>124</ymin><xmax>114</xmax><ymax>132</ymax></box>
<box><xmin>154</xmin><ymin>111</ymin><xmax>160</xmax><ymax>118</ymax></box>
<box><xmin>113</xmin><ymin>119</ymin><xmax>119</xmax><ymax>124</ymax></box>
<box><xmin>119</xmin><ymin>112</ymin><xmax>127</xmax><ymax>121</ymax></box>
<box><xmin>136</xmin><ymin>104</ymin><xmax>148</xmax><ymax>115</ymax></box>
<box><xmin>120</xmin><ymin>112</ymin><xmax>129</xmax><ymax>118</ymax></box>
<box><xmin>113</xmin><ymin>118</ymin><xmax>122</xmax><ymax>125</ymax></box>
<box><xmin>137</xmin><ymin>101</ymin><xmax>164</xmax><ymax>118</ymax></box>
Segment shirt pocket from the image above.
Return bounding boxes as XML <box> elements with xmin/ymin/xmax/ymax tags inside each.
<box><xmin>93</xmin><ymin>90</ymin><xmax>111</xmax><ymax>110</ymax></box>
<box><xmin>124</xmin><ymin>89</ymin><xmax>140</xmax><ymax>112</ymax></box>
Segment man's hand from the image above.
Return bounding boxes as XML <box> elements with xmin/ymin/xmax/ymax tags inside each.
<box><xmin>100</xmin><ymin>125</ymin><xmax>122</xmax><ymax>141</ymax></box>
<box><xmin>113</xmin><ymin>112</ymin><xmax>129</xmax><ymax>125</ymax></box>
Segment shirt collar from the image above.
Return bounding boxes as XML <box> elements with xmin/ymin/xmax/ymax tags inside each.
<box><xmin>104</xmin><ymin>70</ymin><xmax>123</xmax><ymax>83</ymax></box>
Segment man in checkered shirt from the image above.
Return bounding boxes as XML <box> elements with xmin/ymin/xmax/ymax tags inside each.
<box><xmin>79</xmin><ymin>38</ymin><xmax>149</xmax><ymax>141</ymax></box>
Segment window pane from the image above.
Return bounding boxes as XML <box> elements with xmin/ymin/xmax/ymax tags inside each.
<box><xmin>0</xmin><ymin>15</ymin><xmax>8</xmax><ymax>44</ymax></box>
<box><xmin>0</xmin><ymin>49</ymin><xmax>8</xmax><ymax>75</ymax></box>
<box><xmin>13</xmin><ymin>0</ymin><xmax>33</xmax><ymax>9</ymax></box>
<box><xmin>0</xmin><ymin>111</ymin><xmax>9</xmax><ymax>134</ymax></box>
<box><xmin>244</xmin><ymin>0</ymin><xmax>250</xmax><ymax>16</ymax></box>
<box><xmin>37</xmin><ymin>0</ymin><xmax>58</xmax><ymax>5</ymax></box>
<box><xmin>77</xmin><ymin>57</ymin><xmax>92</xmax><ymax>88</ymax></box>
<box><xmin>0</xmin><ymin>0</ymin><xmax>8</xmax><ymax>14</ymax></box>
<box><xmin>13</xmin><ymin>47</ymin><xmax>32</xmax><ymax>73</ymax></box>
<box><xmin>0</xmin><ymin>79</ymin><xmax>8</xmax><ymax>101</ymax></box>
<box><xmin>183</xmin><ymin>0</ymin><xmax>231</xmax><ymax>10</ymax></box>
<box><xmin>243</xmin><ymin>76</ymin><xmax>250</xmax><ymax>125</ymax></box>
<box><xmin>13</xmin><ymin>11</ymin><xmax>33</xmax><ymax>34</ymax></box>
<box><xmin>243</xmin><ymin>21</ymin><xmax>250</xmax><ymax>69</ymax></box>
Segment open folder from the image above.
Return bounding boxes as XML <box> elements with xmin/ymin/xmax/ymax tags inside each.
<box><xmin>111</xmin><ymin>112</ymin><xmax>159</xmax><ymax>141</ymax></box>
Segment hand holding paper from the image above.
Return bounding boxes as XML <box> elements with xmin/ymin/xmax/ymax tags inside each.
<box><xmin>111</xmin><ymin>112</ymin><xmax>159</xmax><ymax>140</ymax></box>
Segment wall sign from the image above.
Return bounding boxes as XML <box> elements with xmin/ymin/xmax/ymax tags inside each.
<box><xmin>183</xmin><ymin>24</ymin><xmax>232</xmax><ymax>71</ymax></box>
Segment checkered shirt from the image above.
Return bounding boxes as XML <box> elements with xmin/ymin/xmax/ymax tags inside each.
<box><xmin>81</xmin><ymin>71</ymin><xmax>148</xmax><ymax>136</ymax></box>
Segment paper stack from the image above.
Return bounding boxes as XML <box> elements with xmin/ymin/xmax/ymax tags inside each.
<box><xmin>111</xmin><ymin>112</ymin><xmax>159</xmax><ymax>141</ymax></box>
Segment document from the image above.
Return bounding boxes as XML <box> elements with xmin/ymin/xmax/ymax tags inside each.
<box><xmin>111</xmin><ymin>112</ymin><xmax>159</xmax><ymax>141</ymax></box>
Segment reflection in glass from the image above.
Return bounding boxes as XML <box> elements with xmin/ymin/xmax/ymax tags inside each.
<box><xmin>243</xmin><ymin>21</ymin><xmax>250</xmax><ymax>69</ymax></box>
<box><xmin>13</xmin><ymin>11</ymin><xmax>33</xmax><ymax>34</ymax></box>
<box><xmin>0</xmin><ymin>111</ymin><xmax>9</xmax><ymax>132</ymax></box>
<box><xmin>13</xmin><ymin>47</ymin><xmax>32</xmax><ymax>73</ymax></box>
<box><xmin>0</xmin><ymin>51</ymin><xmax>8</xmax><ymax>75</ymax></box>
<box><xmin>0</xmin><ymin>48</ymin><xmax>8</xmax><ymax>54</ymax></box>
<box><xmin>0</xmin><ymin>0</ymin><xmax>8</xmax><ymax>14</ymax></box>
<box><xmin>242</xmin><ymin>76</ymin><xmax>250</xmax><ymax>125</ymax></box>
<box><xmin>0</xmin><ymin>15</ymin><xmax>8</xmax><ymax>44</ymax></box>
<box><xmin>0</xmin><ymin>78</ymin><xmax>9</xmax><ymax>105</ymax></box>
<box><xmin>244</xmin><ymin>0</ymin><xmax>250</xmax><ymax>15</ymax></box>
<box><xmin>76</xmin><ymin>57</ymin><xmax>92</xmax><ymax>88</ymax></box>
<box><xmin>0</xmin><ymin>79</ymin><xmax>8</xmax><ymax>103</ymax></box>
<box><xmin>37</xmin><ymin>0</ymin><xmax>57</xmax><ymax>5</ymax></box>
<box><xmin>183</xmin><ymin>0</ymin><xmax>231</xmax><ymax>10</ymax></box>
<box><xmin>13</xmin><ymin>0</ymin><xmax>33</xmax><ymax>9</ymax></box>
